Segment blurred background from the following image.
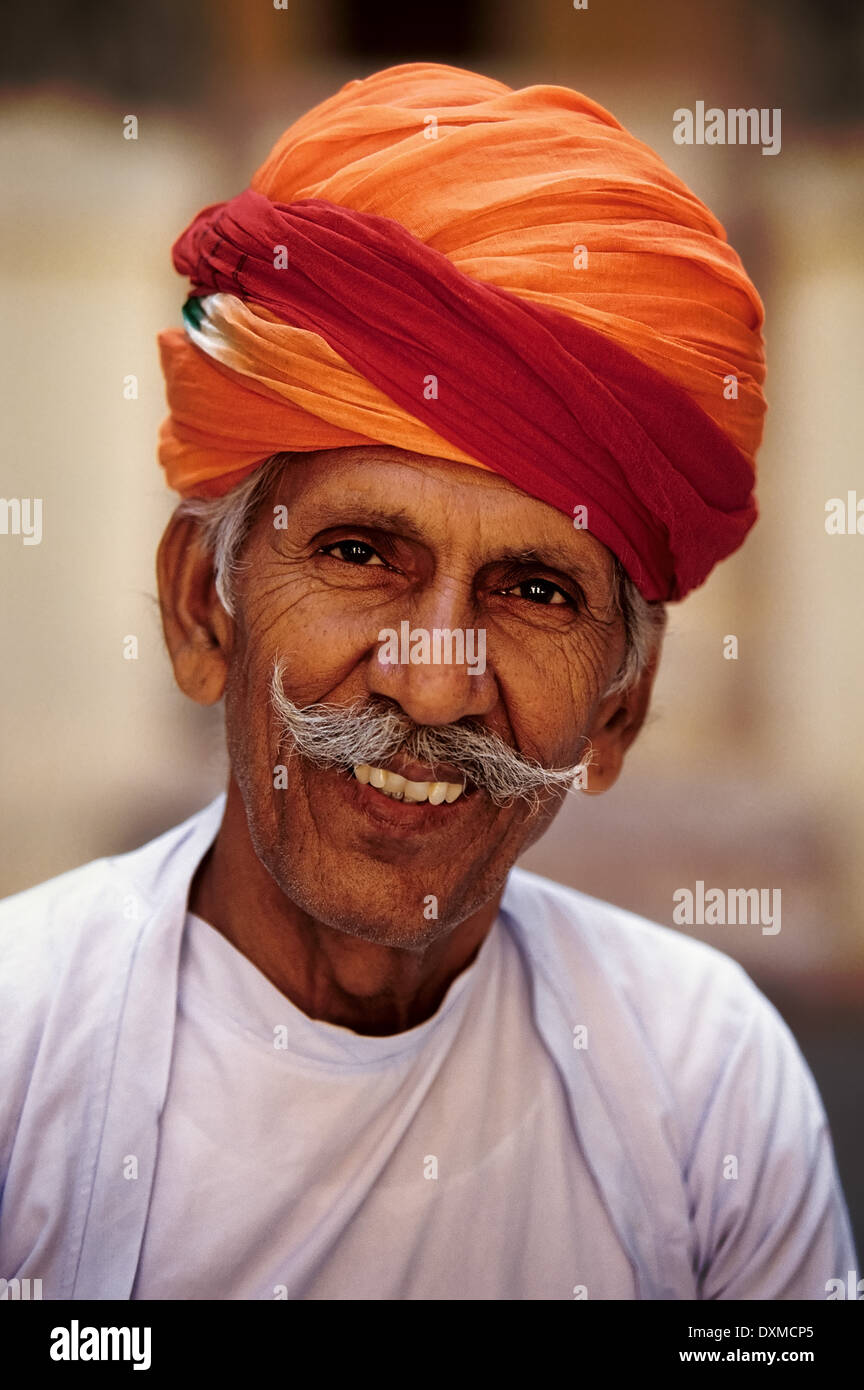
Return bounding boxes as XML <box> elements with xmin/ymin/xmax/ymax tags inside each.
<box><xmin>1</xmin><ymin>1</ymin><xmax>862</xmax><ymax>1257</ymax></box>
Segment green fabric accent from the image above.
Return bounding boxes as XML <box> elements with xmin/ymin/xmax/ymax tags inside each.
<box><xmin>181</xmin><ymin>296</ymin><xmax>207</xmax><ymax>332</ymax></box>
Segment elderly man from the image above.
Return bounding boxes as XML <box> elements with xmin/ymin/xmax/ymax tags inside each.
<box><xmin>0</xmin><ymin>63</ymin><xmax>856</xmax><ymax>1302</ymax></box>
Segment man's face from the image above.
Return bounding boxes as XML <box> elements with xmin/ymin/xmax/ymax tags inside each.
<box><xmin>222</xmin><ymin>446</ymin><xmax>629</xmax><ymax>948</ymax></box>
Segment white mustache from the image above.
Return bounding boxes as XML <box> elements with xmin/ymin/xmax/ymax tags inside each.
<box><xmin>270</xmin><ymin>658</ymin><xmax>593</xmax><ymax>811</ymax></box>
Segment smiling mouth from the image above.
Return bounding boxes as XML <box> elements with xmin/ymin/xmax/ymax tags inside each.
<box><xmin>351</xmin><ymin>763</ymin><xmax>472</xmax><ymax>805</ymax></box>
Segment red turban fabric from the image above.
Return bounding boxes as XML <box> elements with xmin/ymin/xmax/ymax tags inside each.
<box><xmin>158</xmin><ymin>63</ymin><xmax>766</xmax><ymax>601</ymax></box>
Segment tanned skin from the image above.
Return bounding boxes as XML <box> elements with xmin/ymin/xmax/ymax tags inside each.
<box><xmin>157</xmin><ymin>447</ymin><xmax>657</xmax><ymax>1035</ymax></box>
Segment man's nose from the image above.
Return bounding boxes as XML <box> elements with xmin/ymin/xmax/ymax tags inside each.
<box><xmin>365</xmin><ymin>586</ymin><xmax>496</xmax><ymax>728</ymax></box>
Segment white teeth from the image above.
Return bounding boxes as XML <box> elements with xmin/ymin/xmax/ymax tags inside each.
<box><xmin>402</xmin><ymin>779</ymin><xmax>426</xmax><ymax>803</ymax></box>
<box><xmin>383</xmin><ymin>772</ymin><xmax>407</xmax><ymax>797</ymax></box>
<box><xmin>353</xmin><ymin>765</ymin><xmax>466</xmax><ymax>805</ymax></box>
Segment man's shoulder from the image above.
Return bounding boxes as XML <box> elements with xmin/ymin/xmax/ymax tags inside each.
<box><xmin>503</xmin><ymin>864</ymin><xmax>777</xmax><ymax>1054</ymax></box>
<box><xmin>506</xmin><ymin>863</ymin><xmax>754</xmax><ymax>985</ymax></box>
<box><xmin>0</xmin><ymin>796</ymin><xmax>224</xmax><ymax>981</ymax></box>
<box><xmin>502</xmin><ymin>869</ymin><xmax>855</xmax><ymax>1299</ymax></box>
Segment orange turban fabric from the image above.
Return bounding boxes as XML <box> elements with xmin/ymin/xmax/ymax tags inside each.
<box><xmin>158</xmin><ymin>62</ymin><xmax>766</xmax><ymax>600</ymax></box>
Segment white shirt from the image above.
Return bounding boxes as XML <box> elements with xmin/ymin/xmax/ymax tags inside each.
<box><xmin>0</xmin><ymin>795</ymin><xmax>856</xmax><ymax>1299</ymax></box>
<box><xmin>132</xmin><ymin>911</ymin><xmax>635</xmax><ymax>1299</ymax></box>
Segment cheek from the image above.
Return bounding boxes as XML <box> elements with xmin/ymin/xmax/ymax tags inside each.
<box><xmin>240</xmin><ymin>572</ymin><xmax>374</xmax><ymax>703</ymax></box>
<box><xmin>223</xmin><ymin>616</ymin><xmax>284</xmax><ymax>766</ymax></box>
<box><xmin>224</xmin><ymin>584</ymin><xmax>364</xmax><ymax>792</ymax></box>
<box><xmin>222</xmin><ymin>635</ymin><xmax>259</xmax><ymax>779</ymax></box>
<box><xmin>497</xmin><ymin>639</ymin><xmax>603</xmax><ymax>767</ymax></box>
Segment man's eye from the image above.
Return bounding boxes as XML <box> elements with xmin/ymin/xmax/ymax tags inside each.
<box><xmin>504</xmin><ymin>578</ymin><xmax>573</xmax><ymax>606</ymax></box>
<box><xmin>319</xmin><ymin>539</ymin><xmax>386</xmax><ymax>566</ymax></box>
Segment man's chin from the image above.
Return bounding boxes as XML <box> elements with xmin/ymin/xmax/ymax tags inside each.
<box><xmin>273</xmin><ymin>875</ymin><xmax>457</xmax><ymax>950</ymax></box>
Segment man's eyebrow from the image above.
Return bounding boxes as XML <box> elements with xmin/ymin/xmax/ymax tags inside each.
<box><xmin>301</xmin><ymin>503</ymin><xmax>429</xmax><ymax>544</ymax></box>
<box><xmin>301</xmin><ymin>503</ymin><xmax>602</xmax><ymax>583</ymax></box>
<box><xmin>492</xmin><ymin>546</ymin><xmax>600</xmax><ymax>585</ymax></box>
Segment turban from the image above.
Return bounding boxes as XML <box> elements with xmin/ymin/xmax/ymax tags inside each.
<box><xmin>158</xmin><ymin>62</ymin><xmax>766</xmax><ymax>601</ymax></box>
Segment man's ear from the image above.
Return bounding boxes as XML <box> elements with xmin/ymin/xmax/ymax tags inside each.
<box><xmin>156</xmin><ymin>513</ymin><xmax>234</xmax><ymax>706</ymax></box>
<box><xmin>581</xmin><ymin>651</ymin><xmax>660</xmax><ymax>795</ymax></box>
